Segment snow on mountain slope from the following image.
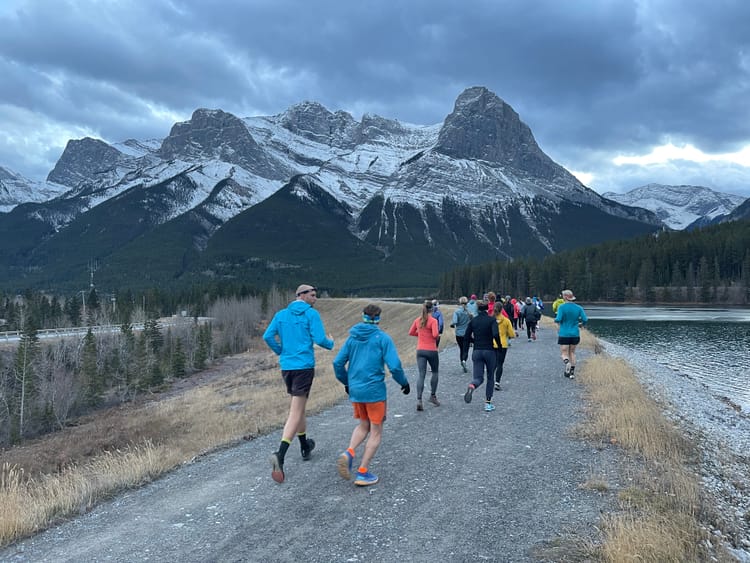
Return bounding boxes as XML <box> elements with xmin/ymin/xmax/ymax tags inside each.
<box><xmin>603</xmin><ymin>184</ymin><xmax>745</xmax><ymax>230</ymax></box>
<box><xmin>0</xmin><ymin>166</ymin><xmax>70</xmax><ymax>212</ymax></box>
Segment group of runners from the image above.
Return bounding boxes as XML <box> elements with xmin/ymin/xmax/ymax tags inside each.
<box><xmin>262</xmin><ymin>284</ymin><xmax>588</xmax><ymax>487</ymax></box>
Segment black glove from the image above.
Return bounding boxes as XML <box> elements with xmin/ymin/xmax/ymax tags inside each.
<box><xmin>401</xmin><ymin>383</ymin><xmax>410</xmax><ymax>395</ymax></box>
<box><xmin>344</xmin><ymin>385</ymin><xmax>349</xmax><ymax>395</ymax></box>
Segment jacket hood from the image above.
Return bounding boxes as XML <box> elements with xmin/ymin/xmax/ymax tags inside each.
<box><xmin>348</xmin><ymin>322</ymin><xmax>380</xmax><ymax>341</ymax></box>
<box><xmin>288</xmin><ymin>300</ymin><xmax>312</xmax><ymax>315</ymax></box>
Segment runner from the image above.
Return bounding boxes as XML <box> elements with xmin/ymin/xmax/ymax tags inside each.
<box><xmin>492</xmin><ymin>301</ymin><xmax>516</xmax><ymax>390</ymax></box>
<box><xmin>333</xmin><ymin>304</ymin><xmax>410</xmax><ymax>486</ymax></box>
<box><xmin>450</xmin><ymin>296</ymin><xmax>472</xmax><ymax>372</ymax></box>
<box><xmin>463</xmin><ymin>301</ymin><xmax>500</xmax><ymax>412</ymax></box>
<box><xmin>554</xmin><ymin>289</ymin><xmax>588</xmax><ymax>379</ymax></box>
<box><xmin>409</xmin><ymin>300</ymin><xmax>441</xmax><ymax>411</ymax></box>
<box><xmin>262</xmin><ymin>284</ymin><xmax>334</xmax><ymax>484</ymax></box>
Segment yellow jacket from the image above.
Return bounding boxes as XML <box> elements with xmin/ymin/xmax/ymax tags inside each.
<box><xmin>493</xmin><ymin>313</ymin><xmax>516</xmax><ymax>348</ymax></box>
<box><xmin>552</xmin><ymin>298</ymin><xmax>564</xmax><ymax>314</ymax></box>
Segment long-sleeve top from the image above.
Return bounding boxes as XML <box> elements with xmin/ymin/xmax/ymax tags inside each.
<box><xmin>409</xmin><ymin>315</ymin><xmax>439</xmax><ymax>351</ymax></box>
<box><xmin>554</xmin><ymin>302</ymin><xmax>588</xmax><ymax>338</ymax></box>
<box><xmin>451</xmin><ymin>306</ymin><xmax>472</xmax><ymax>336</ymax></box>
<box><xmin>465</xmin><ymin>311</ymin><xmax>500</xmax><ymax>350</ymax></box>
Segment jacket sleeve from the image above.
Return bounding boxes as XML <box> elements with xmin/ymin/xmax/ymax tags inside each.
<box><xmin>382</xmin><ymin>335</ymin><xmax>408</xmax><ymax>387</ymax></box>
<box><xmin>309</xmin><ymin>309</ymin><xmax>334</xmax><ymax>350</ymax></box>
<box><xmin>332</xmin><ymin>340</ymin><xmax>350</xmax><ymax>385</ymax></box>
<box><xmin>262</xmin><ymin>315</ymin><xmax>282</xmax><ymax>355</ymax></box>
<box><xmin>579</xmin><ymin>308</ymin><xmax>588</xmax><ymax>326</ymax></box>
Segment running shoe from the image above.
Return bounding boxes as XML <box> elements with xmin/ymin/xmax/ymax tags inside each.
<box><xmin>354</xmin><ymin>471</ymin><xmax>379</xmax><ymax>486</ymax></box>
<box><xmin>484</xmin><ymin>402</ymin><xmax>496</xmax><ymax>412</ymax></box>
<box><xmin>337</xmin><ymin>451</ymin><xmax>353</xmax><ymax>480</ymax></box>
<box><xmin>269</xmin><ymin>452</ymin><xmax>285</xmax><ymax>483</ymax></box>
<box><xmin>461</xmin><ymin>360</ymin><xmax>467</xmax><ymax>373</ymax></box>
<box><xmin>416</xmin><ymin>399</ymin><xmax>424</xmax><ymax>411</ymax></box>
<box><xmin>494</xmin><ymin>381</ymin><xmax>501</xmax><ymax>391</ymax></box>
<box><xmin>301</xmin><ymin>438</ymin><xmax>315</xmax><ymax>461</ymax></box>
<box><xmin>564</xmin><ymin>359</ymin><xmax>571</xmax><ymax>377</ymax></box>
<box><xmin>464</xmin><ymin>385</ymin><xmax>474</xmax><ymax>403</ymax></box>
<box><xmin>428</xmin><ymin>395</ymin><xmax>441</xmax><ymax>406</ymax></box>
<box><xmin>569</xmin><ymin>366</ymin><xmax>576</xmax><ymax>379</ymax></box>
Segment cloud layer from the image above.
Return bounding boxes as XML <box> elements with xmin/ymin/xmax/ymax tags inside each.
<box><xmin>1</xmin><ymin>0</ymin><xmax>749</xmax><ymax>196</ymax></box>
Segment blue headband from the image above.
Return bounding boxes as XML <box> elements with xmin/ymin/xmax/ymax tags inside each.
<box><xmin>362</xmin><ymin>314</ymin><xmax>380</xmax><ymax>324</ymax></box>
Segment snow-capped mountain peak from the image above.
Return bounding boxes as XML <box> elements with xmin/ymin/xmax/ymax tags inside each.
<box><xmin>603</xmin><ymin>184</ymin><xmax>745</xmax><ymax>229</ymax></box>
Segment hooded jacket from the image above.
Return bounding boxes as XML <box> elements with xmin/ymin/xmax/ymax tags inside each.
<box><xmin>263</xmin><ymin>300</ymin><xmax>334</xmax><ymax>370</ymax></box>
<box><xmin>333</xmin><ymin>323</ymin><xmax>407</xmax><ymax>403</ymax></box>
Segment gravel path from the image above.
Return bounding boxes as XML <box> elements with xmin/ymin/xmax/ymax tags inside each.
<box><xmin>1</xmin><ymin>326</ymin><xmax>622</xmax><ymax>562</ymax></box>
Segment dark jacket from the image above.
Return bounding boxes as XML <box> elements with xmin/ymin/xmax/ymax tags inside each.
<box><xmin>465</xmin><ymin>311</ymin><xmax>500</xmax><ymax>350</ymax></box>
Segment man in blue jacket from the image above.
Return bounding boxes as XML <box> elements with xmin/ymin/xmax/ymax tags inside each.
<box><xmin>263</xmin><ymin>284</ymin><xmax>334</xmax><ymax>483</ymax></box>
<box><xmin>333</xmin><ymin>304</ymin><xmax>410</xmax><ymax>486</ymax></box>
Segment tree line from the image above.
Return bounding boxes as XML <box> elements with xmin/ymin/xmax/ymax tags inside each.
<box><xmin>438</xmin><ymin>219</ymin><xmax>750</xmax><ymax>304</ymax></box>
<box><xmin>0</xmin><ymin>287</ymin><xmax>291</xmax><ymax>446</ymax></box>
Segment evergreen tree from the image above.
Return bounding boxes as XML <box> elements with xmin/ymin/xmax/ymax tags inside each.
<box><xmin>81</xmin><ymin>328</ymin><xmax>102</xmax><ymax>407</ymax></box>
<box><xmin>172</xmin><ymin>337</ymin><xmax>187</xmax><ymax>378</ymax></box>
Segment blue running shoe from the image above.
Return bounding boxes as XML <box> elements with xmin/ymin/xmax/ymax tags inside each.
<box><xmin>354</xmin><ymin>471</ymin><xmax>379</xmax><ymax>486</ymax></box>
<box><xmin>337</xmin><ymin>451</ymin><xmax>353</xmax><ymax>479</ymax></box>
<box><xmin>484</xmin><ymin>402</ymin><xmax>496</xmax><ymax>412</ymax></box>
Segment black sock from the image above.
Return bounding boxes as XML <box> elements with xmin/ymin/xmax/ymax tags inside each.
<box><xmin>297</xmin><ymin>433</ymin><xmax>309</xmax><ymax>450</ymax></box>
<box><xmin>278</xmin><ymin>439</ymin><xmax>291</xmax><ymax>463</ymax></box>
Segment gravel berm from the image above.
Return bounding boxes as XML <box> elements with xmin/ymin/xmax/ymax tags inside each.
<box><xmin>2</xmin><ymin>325</ymin><xmax>624</xmax><ymax>562</ymax></box>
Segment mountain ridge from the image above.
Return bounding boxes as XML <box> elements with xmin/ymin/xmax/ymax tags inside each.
<box><xmin>0</xmin><ymin>86</ymin><xmax>664</xmax><ymax>293</ymax></box>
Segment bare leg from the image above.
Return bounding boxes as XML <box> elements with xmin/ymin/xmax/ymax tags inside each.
<box><xmin>282</xmin><ymin>395</ymin><xmax>308</xmax><ymax>441</ymax></box>
<box><xmin>568</xmin><ymin>344</ymin><xmax>578</xmax><ymax>367</ymax></box>
<box><xmin>348</xmin><ymin>419</ymin><xmax>371</xmax><ymax>451</ymax></box>
<box><xmin>359</xmin><ymin>422</ymin><xmax>383</xmax><ymax>469</ymax></box>
<box><xmin>560</xmin><ymin>344</ymin><xmax>571</xmax><ymax>363</ymax></box>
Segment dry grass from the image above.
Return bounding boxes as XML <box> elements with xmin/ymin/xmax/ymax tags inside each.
<box><xmin>0</xmin><ymin>300</ymin><xmax>728</xmax><ymax>561</ymax></box>
<box><xmin>576</xmin><ymin>354</ymin><xmax>716</xmax><ymax>562</ymax></box>
<box><xmin>0</xmin><ymin>298</ymin><xmax>427</xmax><ymax>546</ymax></box>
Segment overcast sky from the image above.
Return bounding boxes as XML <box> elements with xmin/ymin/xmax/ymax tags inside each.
<box><xmin>2</xmin><ymin>0</ymin><xmax>750</xmax><ymax>196</ymax></box>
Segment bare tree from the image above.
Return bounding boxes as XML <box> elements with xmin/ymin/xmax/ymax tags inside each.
<box><xmin>208</xmin><ymin>296</ymin><xmax>263</xmax><ymax>355</ymax></box>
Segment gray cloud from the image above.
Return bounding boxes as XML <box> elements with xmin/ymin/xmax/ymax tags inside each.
<box><xmin>1</xmin><ymin>0</ymin><xmax>749</xmax><ymax>196</ymax></box>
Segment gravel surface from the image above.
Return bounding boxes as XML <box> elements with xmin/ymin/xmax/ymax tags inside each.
<box><xmin>1</xmin><ymin>326</ymin><xmax>623</xmax><ymax>562</ymax></box>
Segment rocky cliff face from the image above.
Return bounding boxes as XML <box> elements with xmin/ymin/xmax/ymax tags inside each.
<box><xmin>0</xmin><ymin>87</ymin><xmax>665</xmax><ymax>291</ymax></box>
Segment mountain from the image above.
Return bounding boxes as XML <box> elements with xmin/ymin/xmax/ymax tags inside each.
<box><xmin>0</xmin><ymin>166</ymin><xmax>69</xmax><ymax>212</ymax></box>
<box><xmin>602</xmin><ymin>184</ymin><xmax>745</xmax><ymax>230</ymax></box>
<box><xmin>0</xmin><ymin>87</ymin><xmax>663</xmax><ymax>294</ymax></box>
<box><xmin>719</xmin><ymin>197</ymin><xmax>750</xmax><ymax>223</ymax></box>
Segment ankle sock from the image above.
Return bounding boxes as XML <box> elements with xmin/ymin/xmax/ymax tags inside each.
<box><xmin>347</xmin><ymin>447</ymin><xmax>355</xmax><ymax>458</ymax></box>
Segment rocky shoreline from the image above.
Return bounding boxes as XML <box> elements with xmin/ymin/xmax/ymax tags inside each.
<box><xmin>601</xmin><ymin>339</ymin><xmax>750</xmax><ymax>561</ymax></box>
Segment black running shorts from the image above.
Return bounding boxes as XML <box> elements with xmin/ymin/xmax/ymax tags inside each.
<box><xmin>557</xmin><ymin>336</ymin><xmax>580</xmax><ymax>346</ymax></box>
<box><xmin>282</xmin><ymin>368</ymin><xmax>315</xmax><ymax>397</ymax></box>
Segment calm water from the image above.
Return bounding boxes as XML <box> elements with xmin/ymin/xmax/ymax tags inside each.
<box><xmin>584</xmin><ymin>306</ymin><xmax>750</xmax><ymax>411</ymax></box>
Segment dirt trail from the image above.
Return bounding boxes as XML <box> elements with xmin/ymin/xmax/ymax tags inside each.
<box><xmin>1</xmin><ymin>324</ymin><xmax>622</xmax><ymax>562</ymax></box>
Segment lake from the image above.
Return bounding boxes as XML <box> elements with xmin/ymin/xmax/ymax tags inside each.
<box><xmin>583</xmin><ymin>305</ymin><xmax>750</xmax><ymax>411</ymax></box>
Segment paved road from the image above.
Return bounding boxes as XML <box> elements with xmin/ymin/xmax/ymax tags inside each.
<box><xmin>1</xmin><ymin>325</ymin><xmax>622</xmax><ymax>562</ymax></box>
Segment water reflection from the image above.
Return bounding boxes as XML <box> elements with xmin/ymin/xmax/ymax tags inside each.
<box><xmin>585</xmin><ymin>306</ymin><xmax>750</xmax><ymax>411</ymax></box>
<box><xmin>586</xmin><ymin>305</ymin><xmax>750</xmax><ymax>323</ymax></box>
